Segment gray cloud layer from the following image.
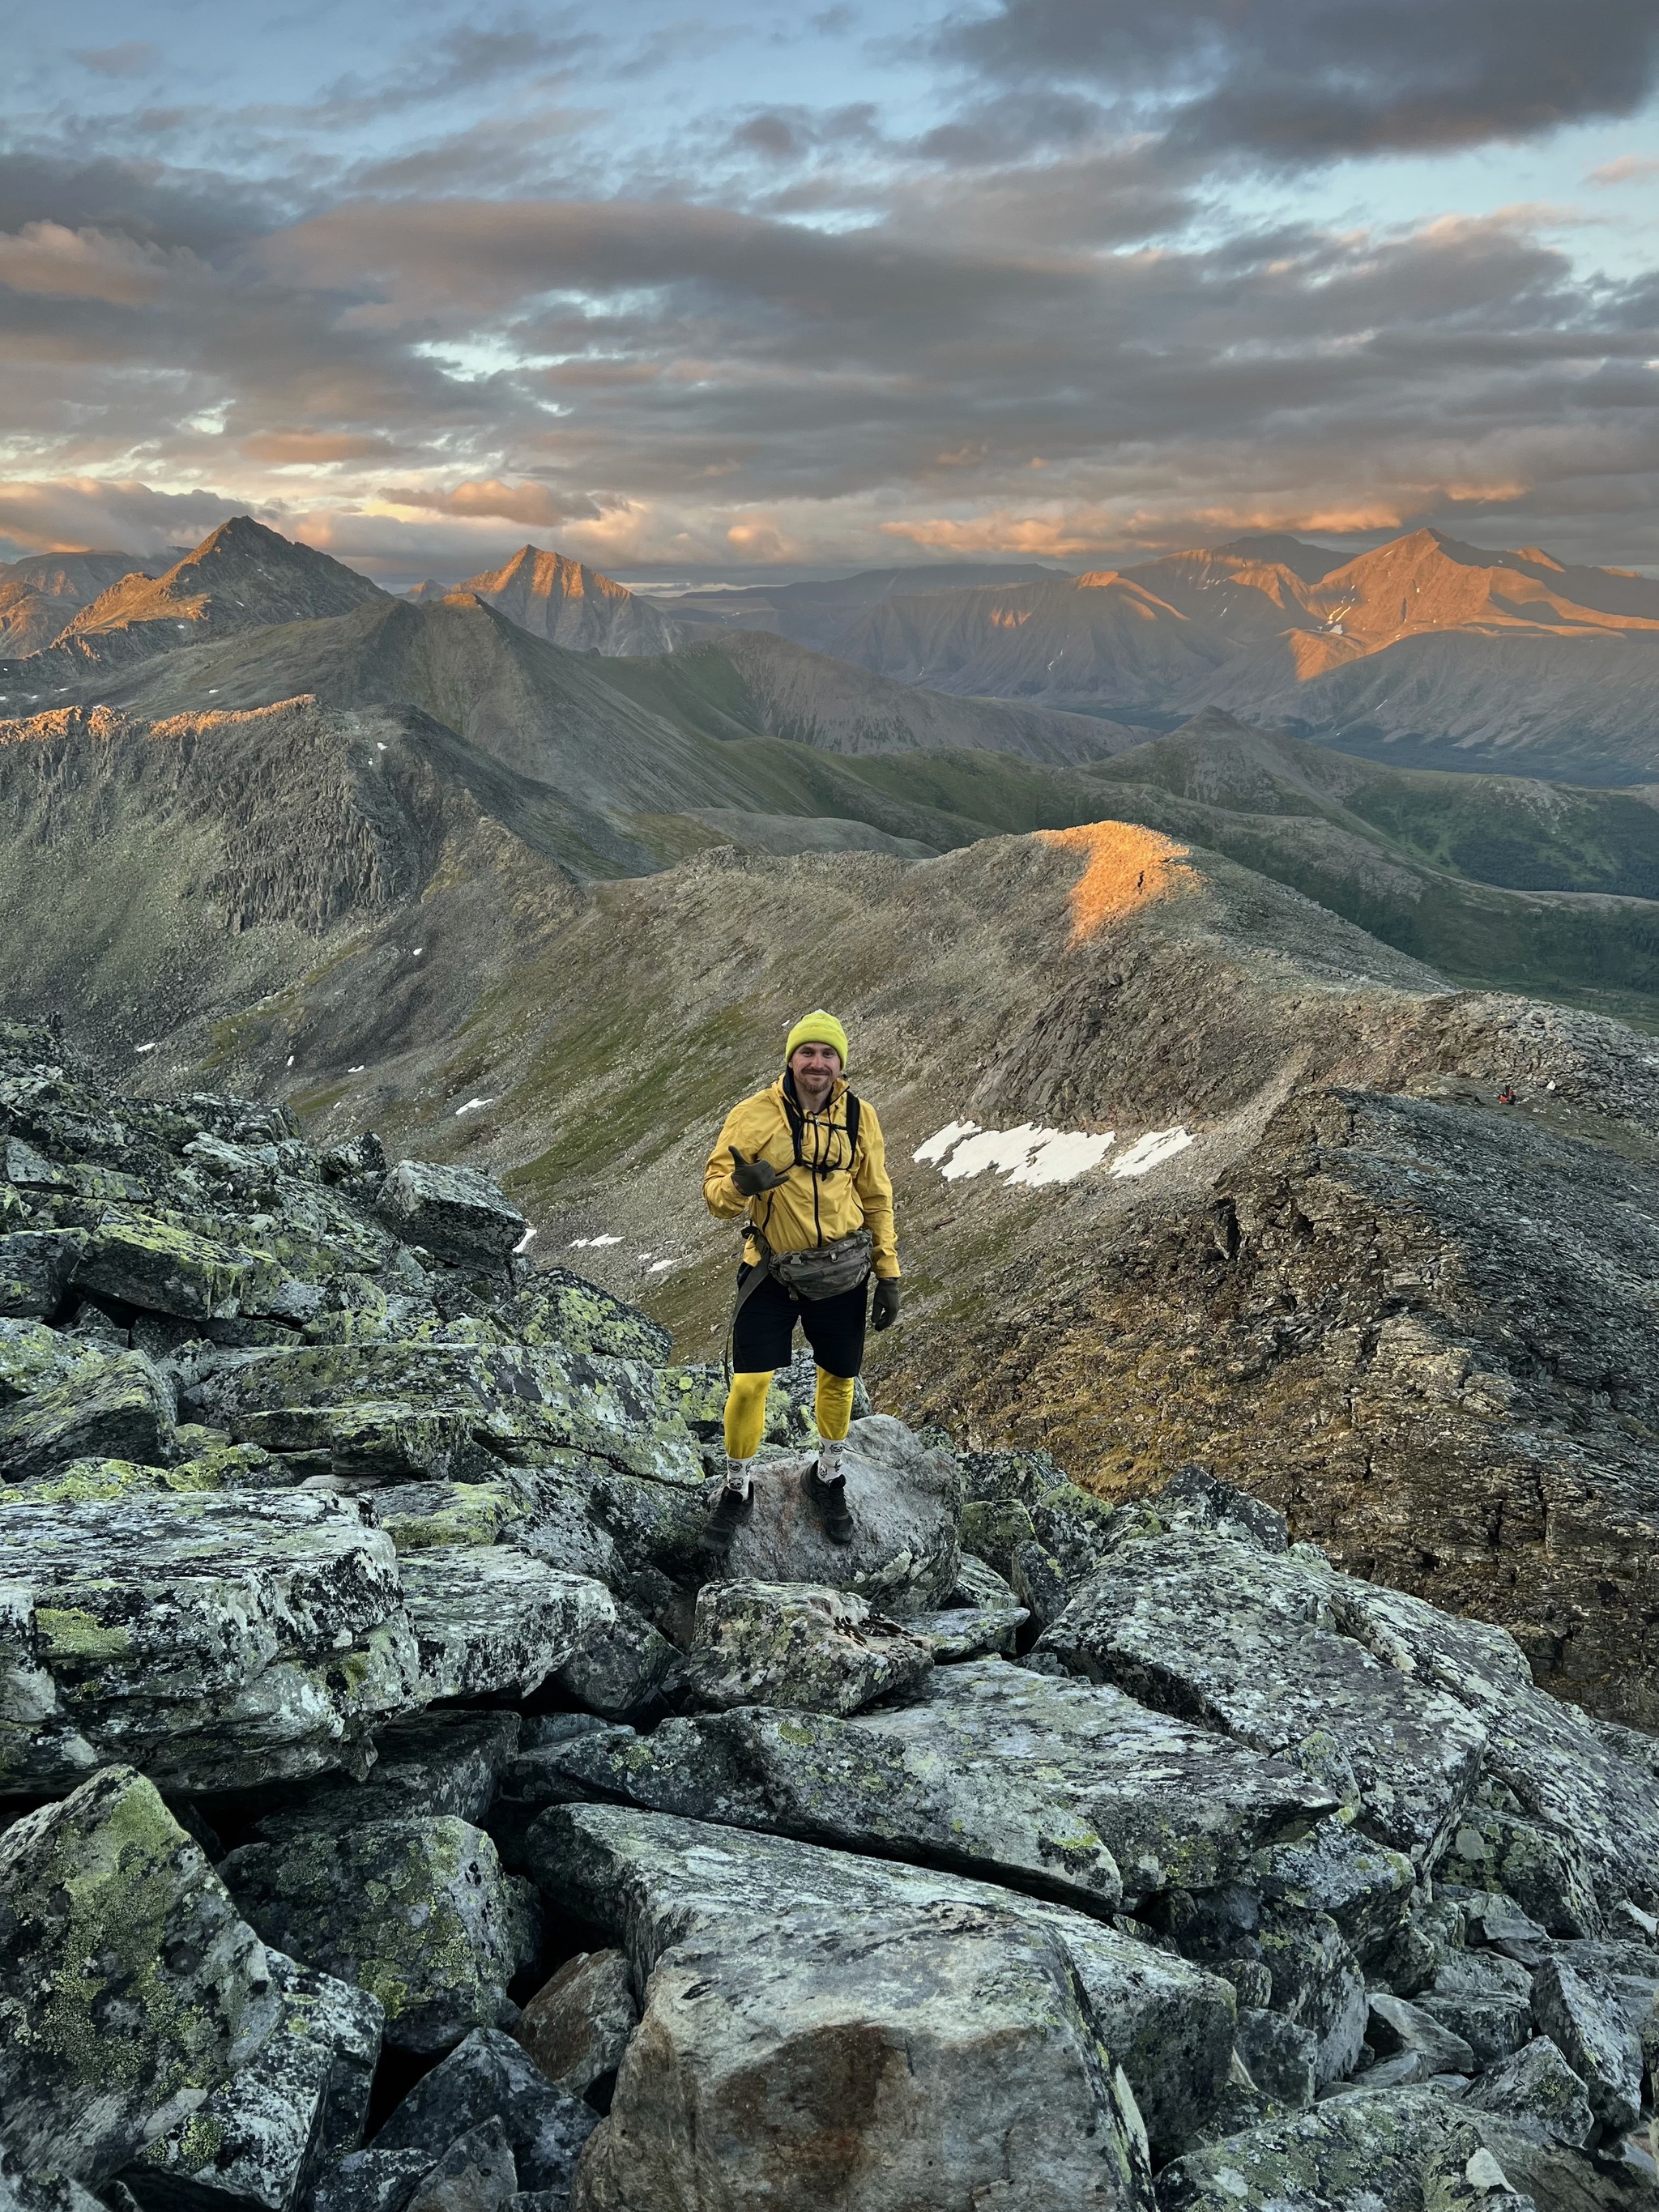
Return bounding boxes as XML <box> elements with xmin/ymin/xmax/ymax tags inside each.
<box><xmin>2</xmin><ymin>1</ymin><xmax>1657</xmax><ymax>578</ymax></box>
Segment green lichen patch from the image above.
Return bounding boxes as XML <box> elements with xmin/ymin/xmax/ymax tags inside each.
<box><xmin>0</xmin><ymin>1764</ymin><xmax>274</xmax><ymax>2184</ymax></box>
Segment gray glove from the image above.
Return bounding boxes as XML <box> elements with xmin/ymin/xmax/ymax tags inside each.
<box><xmin>730</xmin><ymin>1146</ymin><xmax>786</xmax><ymax>1198</ymax></box>
<box><xmin>872</xmin><ymin>1279</ymin><xmax>900</xmax><ymax>1331</ymax></box>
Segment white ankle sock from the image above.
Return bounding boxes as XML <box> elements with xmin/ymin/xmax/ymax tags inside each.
<box><xmin>724</xmin><ymin>1455</ymin><xmax>754</xmax><ymax>1496</ymax></box>
<box><xmin>817</xmin><ymin>1435</ymin><xmax>845</xmax><ymax>1484</ymax></box>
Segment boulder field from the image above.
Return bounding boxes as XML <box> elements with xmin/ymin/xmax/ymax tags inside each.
<box><xmin>1</xmin><ymin>1014</ymin><xmax>1656</xmax><ymax>2212</ymax></box>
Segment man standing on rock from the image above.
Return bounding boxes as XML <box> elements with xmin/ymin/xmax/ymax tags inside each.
<box><xmin>702</xmin><ymin>1010</ymin><xmax>900</xmax><ymax>1557</ymax></box>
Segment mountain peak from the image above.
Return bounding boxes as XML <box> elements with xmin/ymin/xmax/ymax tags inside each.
<box><xmin>47</xmin><ymin>518</ymin><xmax>386</xmax><ymax>670</ymax></box>
<box><xmin>445</xmin><ymin>544</ymin><xmax>676</xmax><ymax>654</ymax></box>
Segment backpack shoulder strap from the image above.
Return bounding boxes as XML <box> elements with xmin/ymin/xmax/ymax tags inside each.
<box><xmin>845</xmin><ymin>1090</ymin><xmax>862</xmax><ymax>1158</ymax></box>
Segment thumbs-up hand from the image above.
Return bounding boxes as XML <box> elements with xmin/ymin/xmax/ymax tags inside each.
<box><xmin>730</xmin><ymin>1146</ymin><xmax>786</xmax><ymax>1197</ymax></box>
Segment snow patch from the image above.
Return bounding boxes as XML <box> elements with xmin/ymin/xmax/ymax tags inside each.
<box><xmin>913</xmin><ymin>1119</ymin><xmax>979</xmax><ymax>1165</ymax></box>
<box><xmin>134</xmin><ymin>1042</ymin><xmax>157</xmax><ymax>1055</ymax></box>
<box><xmin>1110</xmin><ymin>1126</ymin><xmax>1195</xmax><ymax>1177</ymax></box>
<box><xmin>648</xmin><ymin>1257</ymin><xmax>684</xmax><ymax>1275</ymax></box>
<box><xmin>454</xmin><ymin>1097</ymin><xmax>494</xmax><ymax>1117</ymax></box>
<box><xmin>916</xmin><ymin>1117</ymin><xmax>1195</xmax><ymax>1188</ymax></box>
<box><xmin>569</xmin><ymin>1234</ymin><xmax>621</xmax><ymax>1248</ymax></box>
<box><xmin>1009</xmin><ymin>1129</ymin><xmax>1118</xmax><ymax>1187</ymax></box>
<box><xmin>513</xmin><ymin>1226</ymin><xmax>537</xmax><ymax>1255</ymax></box>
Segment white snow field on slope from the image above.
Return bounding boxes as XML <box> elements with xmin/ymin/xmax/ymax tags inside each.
<box><xmin>914</xmin><ymin>1119</ymin><xmax>1194</xmax><ymax>1187</ymax></box>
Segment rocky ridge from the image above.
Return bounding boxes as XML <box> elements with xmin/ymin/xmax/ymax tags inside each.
<box><xmin>2</xmin><ymin>1016</ymin><xmax>1657</xmax><ymax>2212</ymax></box>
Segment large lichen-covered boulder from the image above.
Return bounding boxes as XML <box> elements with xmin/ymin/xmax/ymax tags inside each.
<box><xmin>1316</xmin><ymin>1576</ymin><xmax>1659</xmax><ymax>1916</ymax></box>
<box><xmin>0</xmin><ymin>1492</ymin><xmax>420</xmax><ymax>1796</ymax></box>
<box><xmin>570</xmin><ymin>1895</ymin><xmax>1155</xmax><ymax>2212</ymax></box>
<box><xmin>528</xmin><ymin>1804</ymin><xmax>1237</xmax><ymax>2167</ymax></box>
<box><xmin>0</xmin><ymin>1768</ymin><xmax>278</xmax><ymax>2185</ymax></box>
<box><xmin>194</xmin><ymin>1344</ymin><xmax>704</xmax><ymax>1488</ymax></box>
<box><xmin>0</xmin><ymin>1350</ymin><xmax>178</xmax><ymax>1481</ymax></box>
<box><xmin>1157</xmin><ymin>2087</ymin><xmax>1531</xmax><ymax>2212</ymax></box>
<box><xmin>1041</xmin><ymin>1530</ymin><xmax>1490</xmax><ymax>1868</ymax></box>
<box><xmin>682</xmin><ymin>1578</ymin><xmax>935</xmax><ymax>1716</ymax></box>
<box><xmin>721</xmin><ymin>1416</ymin><xmax>962</xmax><ymax>1613</ymax></box>
<box><xmin>222</xmin><ymin>1818</ymin><xmax>534</xmax><ymax>2056</ymax></box>
<box><xmin>498</xmin><ymin>1274</ymin><xmax>669</xmax><ymax>1366</ymax></box>
<box><xmin>1465</xmin><ymin>2038</ymin><xmax>1597</xmax><ymax>2149</ymax></box>
<box><xmin>126</xmin><ymin>1951</ymin><xmax>384</xmax><ymax>2212</ymax></box>
<box><xmin>553</xmin><ymin>1656</ymin><xmax>1339</xmax><ymax>1913</ymax></box>
<box><xmin>374</xmin><ymin>1163</ymin><xmax>526</xmax><ymax>1268</ymax></box>
<box><xmin>72</xmin><ymin>1217</ymin><xmax>284</xmax><ymax>1322</ymax></box>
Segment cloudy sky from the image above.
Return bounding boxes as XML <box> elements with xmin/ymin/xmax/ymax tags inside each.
<box><xmin>3</xmin><ymin>0</ymin><xmax>1658</xmax><ymax>584</ymax></box>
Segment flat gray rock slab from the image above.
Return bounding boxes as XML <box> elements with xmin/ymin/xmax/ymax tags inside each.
<box><xmin>396</xmin><ymin>1549</ymin><xmax>618</xmax><ymax>1702</ymax></box>
<box><xmin>0</xmin><ymin>1491</ymin><xmax>420</xmax><ymax>1795</ymax></box>
<box><xmin>1321</xmin><ymin>1577</ymin><xmax>1659</xmax><ymax>1916</ymax></box>
<box><xmin>1158</xmin><ymin>2087</ymin><xmax>1526</xmax><ymax>2212</ymax></box>
<box><xmin>718</xmin><ymin>1416</ymin><xmax>962</xmax><ymax>1613</ymax></box>
<box><xmin>1040</xmin><ymin>1532</ymin><xmax>1489</xmax><ymax>1867</ymax></box>
<box><xmin>529</xmin><ymin>1802</ymin><xmax>1237</xmax><ymax>2166</ymax></box>
<box><xmin>0</xmin><ymin>1767</ymin><xmax>279</xmax><ymax>2186</ymax></box>
<box><xmin>195</xmin><ymin>1345</ymin><xmax>703</xmax><ymax>1488</ymax></box>
<box><xmin>683</xmin><ymin>1577</ymin><xmax>934</xmax><ymax>1715</ymax></box>
<box><xmin>554</xmin><ymin>1656</ymin><xmax>1338</xmax><ymax>1912</ymax></box>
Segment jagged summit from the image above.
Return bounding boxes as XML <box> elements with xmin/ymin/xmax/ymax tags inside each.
<box><xmin>410</xmin><ymin>542</ymin><xmax>676</xmax><ymax>654</ymax></box>
<box><xmin>17</xmin><ymin>516</ymin><xmax>387</xmax><ymax>679</ymax></box>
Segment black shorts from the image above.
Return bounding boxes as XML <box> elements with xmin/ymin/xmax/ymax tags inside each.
<box><xmin>731</xmin><ymin>1265</ymin><xmax>868</xmax><ymax>1379</ymax></box>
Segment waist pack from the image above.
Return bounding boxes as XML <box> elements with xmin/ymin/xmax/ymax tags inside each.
<box><xmin>763</xmin><ymin>1225</ymin><xmax>874</xmax><ymax>1301</ymax></box>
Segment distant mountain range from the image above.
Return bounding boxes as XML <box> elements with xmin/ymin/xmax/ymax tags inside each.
<box><xmin>825</xmin><ymin>531</ymin><xmax>1659</xmax><ymax>777</ymax></box>
<box><xmin>3</xmin><ymin>512</ymin><xmax>1658</xmax><ymax>1038</ymax></box>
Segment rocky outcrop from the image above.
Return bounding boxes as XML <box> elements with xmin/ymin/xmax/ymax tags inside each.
<box><xmin>2</xmin><ymin>1016</ymin><xmax>1657</xmax><ymax>2212</ymax></box>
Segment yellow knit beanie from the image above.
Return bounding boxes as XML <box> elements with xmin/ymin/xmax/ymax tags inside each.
<box><xmin>785</xmin><ymin>1009</ymin><xmax>849</xmax><ymax>1069</ymax></box>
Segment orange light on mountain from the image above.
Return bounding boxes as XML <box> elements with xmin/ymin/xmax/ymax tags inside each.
<box><xmin>1038</xmin><ymin>820</ymin><xmax>1196</xmax><ymax>944</ymax></box>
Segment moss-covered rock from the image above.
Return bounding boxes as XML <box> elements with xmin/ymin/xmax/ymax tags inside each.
<box><xmin>0</xmin><ymin>1233</ymin><xmax>83</xmax><ymax>1320</ymax></box>
<box><xmin>0</xmin><ymin>1491</ymin><xmax>419</xmax><ymax>1796</ymax></box>
<box><xmin>0</xmin><ymin>1455</ymin><xmax>220</xmax><ymax>1509</ymax></box>
<box><xmin>0</xmin><ymin>1349</ymin><xmax>177</xmax><ymax>1481</ymax></box>
<box><xmin>683</xmin><ymin>1578</ymin><xmax>935</xmax><ymax>1717</ymax></box>
<box><xmin>194</xmin><ymin>1343</ymin><xmax>703</xmax><ymax>1489</ymax></box>
<box><xmin>221</xmin><ymin>1818</ymin><xmax>532</xmax><ymax>2056</ymax></box>
<box><xmin>73</xmin><ymin>1215</ymin><xmax>284</xmax><ymax>1322</ymax></box>
<box><xmin>1157</xmin><ymin>2086</ymin><xmax>1527</xmax><ymax>2212</ymax></box>
<box><xmin>128</xmin><ymin>1950</ymin><xmax>384</xmax><ymax>2212</ymax></box>
<box><xmin>499</xmin><ymin>1272</ymin><xmax>669</xmax><ymax>1366</ymax></box>
<box><xmin>0</xmin><ymin>1767</ymin><xmax>276</xmax><ymax>2185</ymax></box>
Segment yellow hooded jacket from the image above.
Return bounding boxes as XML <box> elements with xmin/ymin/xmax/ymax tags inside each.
<box><xmin>704</xmin><ymin>1076</ymin><xmax>899</xmax><ymax>1280</ymax></box>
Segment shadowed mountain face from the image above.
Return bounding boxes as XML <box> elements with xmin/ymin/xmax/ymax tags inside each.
<box><xmin>410</xmin><ymin>544</ymin><xmax>677</xmax><ymax>654</ymax></box>
<box><xmin>834</xmin><ymin>529</ymin><xmax>1659</xmax><ymax>775</ymax></box>
<box><xmin>0</xmin><ymin>516</ymin><xmax>387</xmax><ymax>690</ymax></box>
<box><xmin>648</xmin><ymin>560</ymin><xmax>1071</xmax><ymax>651</ymax></box>
<box><xmin>0</xmin><ymin>551</ymin><xmax>147</xmax><ymax>656</ymax></box>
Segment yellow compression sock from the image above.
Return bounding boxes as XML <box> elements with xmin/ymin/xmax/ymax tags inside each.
<box><xmin>723</xmin><ymin>1370</ymin><xmax>774</xmax><ymax>1462</ymax></box>
<box><xmin>814</xmin><ymin>1367</ymin><xmax>856</xmax><ymax>1444</ymax></box>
